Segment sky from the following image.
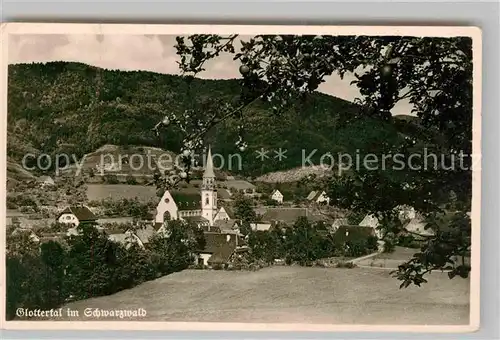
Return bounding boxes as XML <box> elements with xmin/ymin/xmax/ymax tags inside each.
<box><xmin>8</xmin><ymin>34</ymin><xmax>411</xmax><ymax>115</ymax></box>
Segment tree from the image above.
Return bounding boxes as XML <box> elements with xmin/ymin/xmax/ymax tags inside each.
<box><xmin>63</xmin><ymin>222</ymin><xmax>121</xmax><ymax>299</ymax></box>
<box><xmin>40</xmin><ymin>241</ymin><xmax>66</xmax><ymax>306</ymax></box>
<box><xmin>162</xmin><ymin>34</ymin><xmax>472</xmax><ymax>287</ymax></box>
<box><xmin>282</xmin><ymin>217</ymin><xmax>326</xmax><ymax>265</ymax></box>
<box><xmin>233</xmin><ymin>196</ymin><xmax>257</xmax><ymax>236</ymax></box>
<box><xmin>147</xmin><ymin>220</ymin><xmax>205</xmax><ymax>275</ymax></box>
<box><xmin>247</xmin><ymin>230</ymin><xmax>278</xmax><ymax>264</ymax></box>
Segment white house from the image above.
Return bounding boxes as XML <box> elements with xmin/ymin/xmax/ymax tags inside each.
<box><xmin>359</xmin><ymin>214</ymin><xmax>383</xmax><ymax>239</ymax></box>
<box><xmin>38</xmin><ymin>175</ymin><xmax>55</xmax><ymax>188</ymax></box>
<box><xmin>214</xmin><ymin>206</ymin><xmax>235</xmax><ymax>222</ymax></box>
<box><xmin>57</xmin><ymin>206</ymin><xmax>97</xmax><ymax>227</ymax></box>
<box><xmin>250</xmin><ymin>222</ymin><xmax>273</xmax><ymax>232</ymax></box>
<box><xmin>331</xmin><ymin>218</ymin><xmax>348</xmax><ymax>233</ymax></box>
<box><xmin>270</xmin><ymin>189</ymin><xmax>284</xmax><ymax>204</ymax></box>
<box><xmin>306</xmin><ymin>191</ymin><xmax>330</xmax><ymax>205</ymax></box>
<box><xmin>395</xmin><ymin>205</ymin><xmax>416</xmax><ymax>221</ymax></box>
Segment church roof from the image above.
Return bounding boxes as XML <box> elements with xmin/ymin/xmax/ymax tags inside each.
<box><xmin>171</xmin><ymin>192</ymin><xmax>201</xmax><ymax>211</ymax></box>
<box><xmin>203</xmin><ymin>147</ymin><xmax>215</xmax><ymax>178</ymax></box>
<box><xmin>184</xmin><ymin>216</ymin><xmax>210</xmax><ymax>224</ymax></box>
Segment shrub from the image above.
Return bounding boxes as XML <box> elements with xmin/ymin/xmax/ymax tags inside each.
<box><xmin>335</xmin><ymin>261</ymin><xmax>356</xmax><ymax>268</ymax></box>
<box><xmin>211</xmin><ymin>263</ymin><xmax>223</xmax><ymax>270</ymax></box>
<box><xmin>383</xmin><ymin>240</ymin><xmax>396</xmax><ymax>253</ymax></box>
<box><xmin>7</xmin><ymin>201</ymin><xmax>18</xmax><ymax>209</ymax></box>
<box><xmin>125</xmin><ymin>175</ymin><xmax>137</xmax><ymax>185</ymax></box>
<box><xmin>104</xmin><ymin>174</ymin><xmax>119</xmax><ymax>184</ymax></box>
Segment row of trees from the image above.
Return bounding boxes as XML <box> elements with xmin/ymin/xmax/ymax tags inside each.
<box><xmin>87</xmin><ymin>198</ymin><xmax>155</xmax><ymax>219</ymax></box>
<box><xmin>247</xmin><ymin>217</ymin><xmax>379</xmax><ymax>265</ymax></box>
<box><xmin>6</xmin><ymin>220</ymin><xmax>204</xmax><ymax>320</ymax></box>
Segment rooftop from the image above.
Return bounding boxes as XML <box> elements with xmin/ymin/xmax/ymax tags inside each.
<box><xmin>58</xmin><ymin>206</ymin><xmax>97</xmax><ymax>221</ymax></box>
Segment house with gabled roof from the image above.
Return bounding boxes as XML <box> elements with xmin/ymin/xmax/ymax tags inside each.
<box><xmin>213</xmin><ymin>219</ymin><xmax>240</xmax><ymax>234</ymax></box>
<box><xmin>57</xmin><ymin>206</ymin><xmax>97</xmax><ymax>227</ymax></box>
<box><xmin>271</xmin><ymin>189</ymin><xmax>284</xmax><ymax>204</ymax></box>
<box><xmin>332</xmin><ymin>225</ymin><xmax>376</xmax><ymax>247</ymax></box>
<box><xmin>196</xmin><ymin>232</ymin><xmax>246</xmax><ymax>267</ymax></box>
<box><xmin>214</xmin><ymin>205</ymin><xmax>235</xmax><ymax>221</ymax></box>
<box><xmin>306</xmin><ymin>191</ymin><xmax>330</xmax><ymax>205</ymax></box>
<box><xmin>358</xmin><ymin>214</ymin><xmax>383</xmax><ymax>239</ymax></box>
<box><xmin>38</xmin><ymin>175</ymin><xmax>55</xmax><ymax>187</ymax></box>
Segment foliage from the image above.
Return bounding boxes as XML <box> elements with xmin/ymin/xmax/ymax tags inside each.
<box><xmin>147</xmin><ymin>220</ymin><xmax>205</xmax><ymax>275</ymax></box>
<box><xmin>172</xmin><ymin>34</ymin><xmax>473</xmax><ymax>286</ymax></box>
<box><xmin>282</xmin><ymin>217</ymin><xmax>331</xmax><ymax>265</ymax></box>
<box><xmin>5</xmin><ymin>219</ymin><xmax>204</xmax><ymax>320</ymax></box>
<box><xmin>88</xmin><ymin>197</ymin><xmax>154</xmax><ymax>219</ymax></box>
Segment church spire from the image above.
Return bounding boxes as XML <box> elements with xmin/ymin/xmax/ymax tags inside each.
<box><xmin>203</xmin><ymin>146</ymin><xmax>215</xmax><ymax>178</ymax></box>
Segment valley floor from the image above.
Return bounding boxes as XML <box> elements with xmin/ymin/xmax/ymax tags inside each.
<box><xmin>43</xmin><ymin>266</ymin><xmax>469</xmax><ymax>325</ymax></box>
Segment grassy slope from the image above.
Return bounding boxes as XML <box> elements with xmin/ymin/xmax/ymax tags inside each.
<box><xmin>48</xmin><ymin>266</ymin><xmax>469</xmax><ymax>324</ymax></box>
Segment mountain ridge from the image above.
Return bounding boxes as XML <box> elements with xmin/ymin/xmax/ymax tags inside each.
<box><xmin>7</xmin><ymin>61</ymin><xmax>419</xmax><ymax>180</ymax></box>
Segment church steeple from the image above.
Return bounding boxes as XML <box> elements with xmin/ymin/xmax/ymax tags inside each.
<box><xmin>203</xmin><ymin>146</ymin><xmax>215</xmax><ymax>179</ymax></box>
<box><xmin>201</xmin><ymin>146</ymin><xmax>217</xmax><ymax>226</ymax></box>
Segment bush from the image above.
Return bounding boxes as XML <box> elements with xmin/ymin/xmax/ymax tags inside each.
<box><xmin>383</xmin><ymin>240</ymin><xmax>396</xmax><ymax>253</ymax></box>
<box><xmin>7</xmin><ymin>201</ymin><xmax>18</xmax><ymax>209</ymax></box>
<box><xmin>335</xmin><ymin>261</ymin><xmax>356</xmax><ymax>268</ymax></box>
<box><xmin>211</xmin><ymin>263</ymin><xmax>223</xmax><ymax>270</ymax></box>
<box><xmin>125</xmin><ymin>175</ymin><xmax>137</xmax><ymax>185</ymax></box>
<box><xmin>104</xmin><ymin>174</ymin><xmax>119</xmax><ymax>184</ymax></box>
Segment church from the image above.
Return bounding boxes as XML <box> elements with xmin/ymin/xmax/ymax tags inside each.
<box><xmin>154</xmin><ymin>147</ymin><xmax>236</xmax><ymax>231</ymax></box>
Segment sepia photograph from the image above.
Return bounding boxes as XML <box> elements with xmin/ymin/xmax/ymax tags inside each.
<box><xmin>1</xmin><ymin>24</ymin><xmax>481</xmax><ymax>332</ymax></box>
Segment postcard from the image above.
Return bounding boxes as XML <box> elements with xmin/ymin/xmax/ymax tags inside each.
<box><xmin>0</xmin><ymin>23</ymin><xmax>481</xmax><ymax>332</ymax></box>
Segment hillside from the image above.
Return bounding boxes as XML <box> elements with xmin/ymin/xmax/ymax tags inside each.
<box><xmin>61</xmin><ymin>144</ymin><xmax>176</xmax><ymax>178</ymax></box>
<box><xmin>7</xmin><ymin>62</ymin><xmax>419</xmax><ymax>178</ymax></box>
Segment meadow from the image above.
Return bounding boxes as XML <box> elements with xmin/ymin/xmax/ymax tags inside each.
<box><xmin>51</xmin><ymin>266</ymin><xmax>470</xmax><ymax>324</ymax></box>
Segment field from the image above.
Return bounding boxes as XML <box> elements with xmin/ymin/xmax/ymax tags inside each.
<box><xmin>50</xmin><ymin>266</ymin><xmax>469</xmax><ymax>324</ymax></box>
<box><xmin>86</xmin><ymin>184</ymin><xmax>157</xmax><ymax>202</ymax></box>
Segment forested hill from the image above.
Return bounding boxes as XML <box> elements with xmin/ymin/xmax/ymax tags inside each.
<box><xmin>7</xmin><ymin>61</ymin><xmax>417</xmax><ymax>177</ymax></box>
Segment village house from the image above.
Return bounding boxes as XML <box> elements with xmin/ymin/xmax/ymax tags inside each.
<box><xmin>196</xmin><ymin>232</ymin><xmax>246</xmax><ymax>268</ymax></box>
<box><xmin>332</xmin><ymin>225</ymin><xmax>377</xmax><ymax>248</ymax></box>
<box><xmin>9</xmin><ymin>227</ymin><xmax>41</xmax><ymax>243</ymax></box>
<box><xmin>331</xmin><ymin>218</ymin><xmax>348</xmax><ymax>233</ymax></box>
<box><xmin>270</xmin><ymin>189</ymin><xmax>284</xmax><ymax>204</ymax></box>
<box><xmin>225</xmin><ymin>179</ymin><xmax>256</xmax><ymax>196</ymax></box>
<box><xmin>395</xmin><ymin>205</ymin><xmax>417</xmax><ymax>221</ymax></box>
<box><xmin>358</xmin><ymin>214</ymin><xmax>384</xmax><ymax>239</ymax></box>
<box><xmin>214</xmin><ymin>219</ymin><xmax>240</xmax><ymax>234</ymax></box>
<box><xmin>57</xmin><ymin>206</ymin><xmax>98</xmax><ymax>227</ymax></box>
<box><xmin>260</xmin><ymin>207</ymin><xmax>329</xmax><ymax>227</ymax></box>
<box><xmin>38</xmin><ymin>175</ymin><xmax>55</xmax><ymax>188</ymax></box>
<box><xmin>306</xmin><ymin>191</ymin><xmax>331</xmax><ymax>205</ymax></box>
<box><xmin>250</xmin><ymin>221</ymin><xmax>274</xmax><ymax>232</ymax></box>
